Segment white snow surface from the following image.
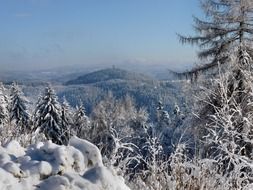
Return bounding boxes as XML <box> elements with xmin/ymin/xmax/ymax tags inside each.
<box><xmin>0</xmin><ymin>136</ymin><xmax>130</xmax><ymax>190</ymax></box>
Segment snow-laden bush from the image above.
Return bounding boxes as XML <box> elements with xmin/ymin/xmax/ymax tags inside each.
<box><xmin>0</xmin><ymin>136</ymin><xmax>130</xmax><ymax>190</ymax></box>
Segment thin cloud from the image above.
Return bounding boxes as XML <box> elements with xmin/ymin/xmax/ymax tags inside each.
<box><xmin>14</xmin><ymin>13</ymin><xmax>32</xmax><ymax>18</ymax></box>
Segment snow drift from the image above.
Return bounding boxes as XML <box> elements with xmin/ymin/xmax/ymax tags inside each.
<box><xmin>0</xmin><ymin>136</ymin><xmax>130</xmax><ymax>190</ymax></box>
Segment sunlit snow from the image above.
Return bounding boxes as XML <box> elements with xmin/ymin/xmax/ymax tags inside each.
<box><xmin>0</xmin><ymin>136</ymin><xmax>130</xmax><ymax>190</ymax></box>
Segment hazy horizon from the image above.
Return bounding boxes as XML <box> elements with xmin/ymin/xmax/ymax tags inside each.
<box><xmin>0</xmin><ymin>0</ymin><xmax>202</xmax><ymax>72</ymax></box>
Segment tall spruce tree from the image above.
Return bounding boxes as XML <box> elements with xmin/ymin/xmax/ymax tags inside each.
<box><xmin>9</xmin><ymin>82</ymin><xmax>30</xmax><ymax>134</ymax></box>
<box><xmin>60</xmin><ymin>97</ymin><xmax>73</xmax><ymax>145</ymax></box>
<box><xmin>0</xmin><ymin>83</ymin><xmax>8</xmax><ymax>126</ymax></box>
<box><xmin>72</xmin><ymin>104</ymin><xmax>90</xmax><ymax>139</ymax></box>
<box><xmin>179</xmin><ymin>0</ymin><xmax>253</xmax><ymax>77</ymax></box>
<box><xmin>34</xmin><ymin>86</ymin><xmax>63</xmax><ymax>144</ymax></box>
<box><xmin>178</xmin><ymin>0</ymin><xmax>253</xmax><ymax>178</ymax></box>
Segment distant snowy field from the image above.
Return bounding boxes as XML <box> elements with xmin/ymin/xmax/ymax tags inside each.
<box><xmin>0</xmin><ymin>136</ymin><xmax>130</xmax><ymax>190</ymax></box>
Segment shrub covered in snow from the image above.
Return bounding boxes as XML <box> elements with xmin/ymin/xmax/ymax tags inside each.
<box><xmin>0</xmin><ymin>136</ymin><xmax>130</xmax><ymax>190</ymax></box>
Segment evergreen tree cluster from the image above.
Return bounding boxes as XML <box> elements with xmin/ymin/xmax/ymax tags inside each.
<box><xmin>0</xmin><ymin>82</ymin><xmax>185</xmax><ymax>187</ymax></box>
<box><xmin>0</xmin><ymin>82</ymin><xmax>179</xmax><ymax>149</ymax></box>
<box><xmin>0</xmin><ymin>83</ymin><xmax>90</xmax><ymax>145</ymax></box>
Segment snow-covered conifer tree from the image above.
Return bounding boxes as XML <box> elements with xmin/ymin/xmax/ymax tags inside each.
<box><xmin>156</xmin><ymin>101</ymin><xmax>170</xmax><ymax>128</ymax></box>
<box><xmin>176</xmin><ymin>0</ymin><xmax>253</xmax><ymax>185</ymax></box>
<box><xmin>34</xmin><ymin>86</ymin><xmax>63</xmax><ymax>144</ymax></box>
<box><xmin>72</xmin><ymin>104</ymin><xmax>90</xmax><ymax>139</ymax></box>
<box><xmin>179</xmin><ymin>0</ymin><xmax>253</xmax><ymax>78</ymax></box>
<box><xmin>9</xmin><ymin>82</ymin><xmax>30</xmax><ymax>134</ymax></box>
<box><xmin>171</xmin><ymin>103</ymin><xmax>186</xmax><ymax>130</ymax></box>
<box><xmin>156</xmin><ymin>101</ymin><xmax>163</xmax><ymax>120</ymax></box>
<box><xmin>60</xmin><ymin>97</ymin><xmax>73</xmax><ymax>145</ymax></box>
<box><xmin>173</xmin><ymin>103</ymin><xmax>180</xmax><ymax>116</ymax></box>
<box><xmin>0</xmin><ymin>83</ymin><xmax>9</xmax><ymax>126</ymax></box>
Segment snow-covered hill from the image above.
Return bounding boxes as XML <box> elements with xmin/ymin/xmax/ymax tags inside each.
<box><xmin>0</xmin><ymin>136</ymin><xmax>130</xmax><ymax>190</ymax></box>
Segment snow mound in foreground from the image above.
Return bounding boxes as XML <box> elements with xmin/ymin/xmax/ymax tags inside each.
<box><xmin>0</xmin><ymin>136</ymin><xmax>130</xmax><ymax>190</ymax></box>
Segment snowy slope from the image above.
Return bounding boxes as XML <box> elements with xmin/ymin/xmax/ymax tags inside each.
<box><xmin>0</xmin><ymin>136</ymin><xmax>130</xmax><ymax>190</ymax></box>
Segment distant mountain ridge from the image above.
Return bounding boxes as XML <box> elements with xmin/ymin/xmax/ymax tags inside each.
<box><xmin>65</xmin><ymin>68</ymin><xmax>155</xmax><ymax>85</ymax></box>
<box><xmin>19</xmin><ymin>67</ymin><xmax>187</xmax><ymax>122</ymax></box>
<box><xmin>58</xmin><ymin>68</ymin><xmax>187</xmax><ymax>121</ymax></box>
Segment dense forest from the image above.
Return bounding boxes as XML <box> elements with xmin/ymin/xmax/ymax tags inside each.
<box><xmin>0</xmin><ymin>81</ymin><xmax>188</xmax><ymax>189</ymax></box>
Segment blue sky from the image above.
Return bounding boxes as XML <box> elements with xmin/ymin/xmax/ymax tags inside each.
<box><xmin>0</xmin><ymin>0</ymin><xmax>202</xmax><ymax>71</ymax></box>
